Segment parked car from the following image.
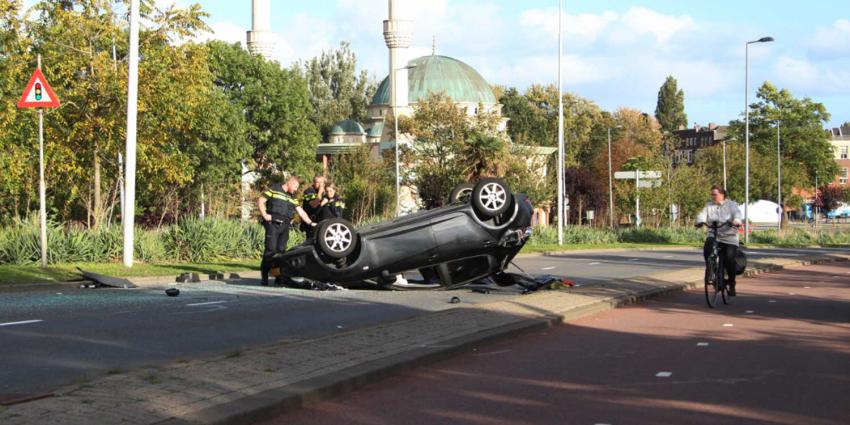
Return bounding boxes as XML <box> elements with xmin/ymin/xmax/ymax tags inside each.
<box><xmin>271</xmin><ymin>178</ymin><xmax>533</xmax><ymax>289</ymax></box>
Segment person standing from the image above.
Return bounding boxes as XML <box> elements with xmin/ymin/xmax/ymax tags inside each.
<box><xmin>300</xmin><ymin>175</ymin><xmax>325</xmax><ymax>238</ymax></box>
<box><xmin>318</xmin><ymin>182</ymin><xmax>345</xmax><ymax>220</ymax></box>
<box><xmin>258</xmin><ymin>176</ymin><xmax>317</xmax><ymax>286</ymax></box>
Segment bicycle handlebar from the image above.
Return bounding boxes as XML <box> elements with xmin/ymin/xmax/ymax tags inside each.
<box><xmin>696</xmin><ymin>220</ymin><xmax>741</xmax><ymax>229</ymax></box>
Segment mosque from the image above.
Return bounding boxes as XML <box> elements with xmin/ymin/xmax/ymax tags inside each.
<box><xmin>246</xmin><ymin>0</ymin><xmax>553</xmax><ymax>221</ymax></box>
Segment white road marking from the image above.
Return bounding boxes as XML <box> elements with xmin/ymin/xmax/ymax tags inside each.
<box><xmin>629</xmin><ymin>258</ymin><xmax>639</xmax><ymax>261</ymax></box>
<box><xmin>0</xmin><ymin>320</ymin><xmax>43</xmax><ymax>327</ymax></box>
<box><xmin>768</xmin><ymin>300</ymin><xmax>777</xmax><ymax>303</ymax></box>
<box><xmin>804</xmin><ymin>286</ymin><xmax>811</xmax><ymax>289</ymax></box>
<box><xmin>745</xmin><ymin>310</ymin><xmax>755</xmax><ymax>314</ymax></box>
<box><xmin>663</xmin><ymin>255</ymin><xmax>673</xmax><ymax>258</ymax></box>
<box><xmin>723</xmin><ymin>323</ymin><xmax>734</xmax><ymax>327</ymax></box>
<box><xmin>186</xmin><ymin>301</ymin><xmax>229</xmax><ymax>307</ymax></box>
<box><xmin>588</xmin><ymin>262</ymin><xmax>601</xmax><ymax>266</ymax></box>
<box><xmin>696</xmin><ymin>342</ymin><xmax>709</xmax><ymax>346</ymax></box>
<box><xmin>541</xmin><ymin>266</ymin><xmax>555</xmax><ymax>271</ymax></box>
<box><xmin>656</xmin><ymin>371</ymin><xmax>673</xmax><ymax>378</ymax></box>
<box><xmin>788</xmin><ymin>293</ymin><xmax>796</xmax><ymax>295</ymax></box>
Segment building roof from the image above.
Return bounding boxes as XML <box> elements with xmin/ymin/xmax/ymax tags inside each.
<box><xmin>330</xmin><ymin>119</ymin><xmax>365</xmax><ymax>135</ymax></box>
<box><xmin>366</xmin><ymin>121</ymin><xmax>384</xmax><ymax>138</ymax></box>
<box><xmin>371</xmin><ymin>55</ymin><xmax>497</xmax><ymax>106</ymax></box>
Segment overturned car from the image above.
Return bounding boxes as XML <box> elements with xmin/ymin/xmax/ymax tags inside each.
<box><xmin>271</xmin><ymin>178</ymin><xmax>533</xmax><ymax>289</ymax></box>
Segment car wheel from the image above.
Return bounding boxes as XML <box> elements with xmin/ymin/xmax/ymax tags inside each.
<box><xmin>449</xmin><ymin>183</ymin><xmax>475</xmax><ymax>203</ymax></box>
<box><xmin>472</xmin><ymin>178</ymin><xmax>511</xmax><ymax>217</ymax></box>
<box><xmin>316</xmin><ymin>218</ymin><xmax>358</xmax><ymax>259</ymax></box>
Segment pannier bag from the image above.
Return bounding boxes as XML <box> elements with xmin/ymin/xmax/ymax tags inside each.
<box><xmin>735</xmin><ymin>248</ymin><xmax>747</xmax><ymax>275</ymax></box>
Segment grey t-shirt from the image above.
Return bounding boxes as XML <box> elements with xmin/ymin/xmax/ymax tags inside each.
<box><xmin>696</xmin><ymin>200</ymin><xmax>743</xmax><ymax>246</ymax></box>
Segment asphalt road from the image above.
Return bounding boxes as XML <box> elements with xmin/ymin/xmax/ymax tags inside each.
<box><xmin>265</xmin><ymin>261</ymin><xmax>850</xmax><ymax>425</ymax></box>
<box><xmin>0</xmin><ymin>247</ymin><xmax>846</xmax><ymax>395</ymax></box>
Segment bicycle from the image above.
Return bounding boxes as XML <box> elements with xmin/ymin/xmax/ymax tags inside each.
<box><xmin>698</xmin><ymin>221</ymin><xmax>738</xmax><ymax>308</ymax></box>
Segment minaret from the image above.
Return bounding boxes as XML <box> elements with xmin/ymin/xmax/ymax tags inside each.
<box><xmin>383</xmin><ymin>0</ymin><xmax>413</xmax><ymax>115</ymax></box>
<box><xmin>247</xmin><ymin>0</ymin><xmax>274</xmax><ymax>60</ymax></box>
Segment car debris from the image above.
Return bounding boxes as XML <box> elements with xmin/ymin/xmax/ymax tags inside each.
<box><xmin>449</xmin><ymin>296</ymin><xmax>461</xmax><ymax>304</ymax></box>
<box><xmin>77</xmin><ymin>269</ymin><xmax>137</xmax><ymax>289</ymax></box>
<box><xmin>165</xmin><ymin>288</ymin><xmax>180</xmax><ymax>297</ymax></box>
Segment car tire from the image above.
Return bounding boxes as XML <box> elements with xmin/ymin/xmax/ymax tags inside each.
<box><xmin>316</xmin><ymin>218</ymin><xmax>358</xmax><ymax>259</ymax></box>
<box><xmin>449</xmin><ymin>183</ymin><xmax>475</xmax><ymax>203</ymax></box>
<box><xmin>471</xmin><ymin>178</ymin><xmax>511</xmax><ymax>218</ymax></box>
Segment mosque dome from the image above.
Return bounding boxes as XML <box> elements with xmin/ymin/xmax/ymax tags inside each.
<box><xmin>329</xmin><ymin>119</ymin><xmax>366</xmax><ymax>135</ymax></box>
<box><xmin>371</xmin><ymin>55</ymin><xmax>497</xmax><ymax>106</ymax></box>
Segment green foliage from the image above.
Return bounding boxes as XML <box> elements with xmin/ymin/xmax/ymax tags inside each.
<box><xmin>327</xmin><ymin>146</ymin><xmax>396</xmax><ymax>223</ymax></box>
<box><xmin>300</xmin><ymin>42</ymin><xmax>377</xmax><ymax>139</ymax></box>
<box><xmin>655</xmin><ymin>76</ymin><xmax>687</xmax><ymax>133</ymax></box>
<box><xmin>0</xmin><ymin>218</ymin><xmax>305</xmax><ymax>265</ymax></box>
<box><xmin>728</xmin><ymin>82</ymin><xmax>836</xmax><ymax>185</ymax></box>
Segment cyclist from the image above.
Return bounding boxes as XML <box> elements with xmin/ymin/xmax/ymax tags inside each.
<box><xmin>695</xmin><ymin>185</ymin><xmax>743</xmax><ymax>296</ymax></box>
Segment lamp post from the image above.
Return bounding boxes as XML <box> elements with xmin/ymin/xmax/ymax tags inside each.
<box><xmin>556</xmin><ymin>0</ymin><xmax>565</xmax><ymax>245</ymax></box>
<box><xmin>776</xmin><ymin>112</ymin><xmax>782</xmax><ymax>231</ymax></box>
<box><xmin>744</xmin><ymin>36</ymin><xmax>774</xmax><ymax>244</ymax></box>
<box><xmin>722</xmin><ymin>139</ymin><xmax>727</xmax><ymax>192</ymax></box>
<box><xmin>393</xmin><ymin>64</ymin><xmax>416</xmax><ymax>217</ymax></box>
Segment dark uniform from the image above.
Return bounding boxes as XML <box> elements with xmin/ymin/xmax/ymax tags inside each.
<box><xmin>319</xmin><ymin>194</ymin><xmax>345</xmax><ymax>220</ymax></box>
<box><xmin>300</xmin><ymin>186</ymin><xmax>321</xmax><ymax>238</ymax></box>
<box><xmin>260</xmin><ymin>183</ymin><xmax>300</xmax><ymax>285</ymax></box>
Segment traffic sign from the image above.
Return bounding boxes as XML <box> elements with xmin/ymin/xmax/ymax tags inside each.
<box><xmin>17</xmin><ymin>68</ymin><xmax>60</xmax><ymax>109</ymax></box>
<box><xmin>615</xmin><ymin>170</ymin><xmax>662</xmax><ymax>180</ymax></box>
<box><xmin>638</xmin><ymin>180</ymin><xmax>662</xmax><ymax>188</ymax></box>
<box><xmin>614</xmin><ymin>171</ymin><xmax>636</xmax><ymax>179</ymax></box>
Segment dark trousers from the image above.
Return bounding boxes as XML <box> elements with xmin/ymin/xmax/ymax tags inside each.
<box><xmin>703</xmin><ymin>238</ymin><xmax>737</xmax><ymax>285</ymax></box>
<box><xmin>260</xmin><ymin>220</ymin><xmax>290</xmax><ymax>276</ymax></box>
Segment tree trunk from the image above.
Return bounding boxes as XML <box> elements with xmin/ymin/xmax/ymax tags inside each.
<box><xmin>93</xmin><ymin>139</ymin><xmax>101</xmax><ymax>228</ymax></box>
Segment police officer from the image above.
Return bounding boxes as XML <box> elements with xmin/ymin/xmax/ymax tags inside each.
<box><xmin>300</xmin><ymin>175</ymin><xmax>325</xmax><ymax>238</ymax></box>
<box><xmin>318</xmin><ymin>182</ymin><xmax>345</xmax><ymax>220</ymax></box>
<box><xmin>258</xmin><ymin>176</ymin><xmax>317</xmax><ymax>286</ymax></box>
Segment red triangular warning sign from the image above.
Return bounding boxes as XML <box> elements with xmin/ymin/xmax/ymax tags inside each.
<box><xmin>17</xmin><ymin>68</ymin><xmax>60</xmax><ymax>109</ymax></box>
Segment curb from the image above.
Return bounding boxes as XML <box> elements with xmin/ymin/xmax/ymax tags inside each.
<box><xmin>161</xmin><ymin>254</ymin><xmax>849</xmax><ymax>425</ymax></box>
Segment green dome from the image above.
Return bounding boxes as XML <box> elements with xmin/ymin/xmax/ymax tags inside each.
<box><xmin>371</xmin><ymin>55</ymin><xmax>497</xmax><ymax>106</ymax></box>
<box><xmin>330</xmin><ymin>119</ymin><xmax>365</xmax><ymax>135</ymax></box>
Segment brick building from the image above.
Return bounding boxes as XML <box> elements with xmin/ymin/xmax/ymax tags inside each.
<box><xmin>672</xmin><ymin>123</ymin><xmax>728</xmax><ymax>166</ymax></box>
<box><xmin>830</xmin><ymin>125</ymin><xmax>850</xmax><ymax>186</ymax></box>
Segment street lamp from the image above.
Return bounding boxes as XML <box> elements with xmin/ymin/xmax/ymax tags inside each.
<box><xmin>744</xmin><ymin>36</ymin><xmax>774</xmax><ymax>244</ymax></box>
<box><xmin>607</xmin><ymin>125</ymin><xmax>622</xmax><ymax>229</ymax></box>
<box><xmin>776</xmin><ymin>111</ymin><xmax>782</xmax><ymax>231</ymax></box>
<box><xmin>393</xmin><ymin>64</ymin><xmax>416</xmax><ymax>217</ymax></box>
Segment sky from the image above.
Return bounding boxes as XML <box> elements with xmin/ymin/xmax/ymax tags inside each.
<box><xmin>35</xmin><ymin>0</ymin><xmax>850</xmax><ymax>128</ymax></box>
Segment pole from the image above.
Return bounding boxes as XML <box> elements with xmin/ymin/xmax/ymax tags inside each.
<box><xmin>394</xmin><ymin>105</ymin><xmax>400</xmax><ymax>216</ymax></box>
<box><xmin>814</xmin><ymin>173</ymin><xmax>818</xmax><ymax>229</ymax></box>
<box><xmin>777</xmin><ymin>119</ymin><xmax>781</xmax><ymax>231</ymax></box>
<box><xmin>722</xmin><ymin>140</ymin><xmax>727</xmax><ymax>192</ymax></box>
<box><xmin>607</xmin><ymin>128</ymin><xmax>614</xmax><ymax>228</ymax></box>
<box><xmin>556</xmin><ymin>0</ymin><xmax>565</xmax><ymax>245</ymax></box>
<box><xmin>123</xmin><ymin>0</ymin><xmax>140</xmax><ymax>267</ymax></box>
<box><xmin>744</xmin><ymin>42</ymin><xmax>750</xmax><ymax>244</ymax></box>
<box><xmin>635</xmin><ymin>169</ymin><xmax>641</xmax><ymax>229</ymax></box>
<box><xmin>37</xmin><ymin>54</ymin><xmax>47</xmax><ymax>268</ymax></box>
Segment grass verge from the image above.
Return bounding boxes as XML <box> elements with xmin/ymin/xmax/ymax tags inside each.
<box><xmin>0</xmin><ymin>259</ymin><xmax>259</xmax><ymax>286</ymax></box>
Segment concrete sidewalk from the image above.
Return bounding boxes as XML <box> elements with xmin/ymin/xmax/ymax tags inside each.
<box><xmin>1</xmin><ymin>252</ymin><xmax>847</xmax><ymax>425</ymax></box>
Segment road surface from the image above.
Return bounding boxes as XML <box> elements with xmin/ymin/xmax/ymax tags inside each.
<box><xmin>0</xmin><ymin>247</ymin><xmax>846</xmax><ymax>395</ymax></box>
<box><xmin>264</xmin><ymin>261</ymin><xmax>850</xmax><ymax>425</ymax></box>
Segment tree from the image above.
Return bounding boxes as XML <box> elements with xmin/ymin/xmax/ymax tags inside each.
<box><xmin>207</xmin><ymin>40</ymin><xmax>321</xmax><ymax>183</ymax></box>
<box><xmin>301</xmin><ymin>42</ymin><xmax>377</xmax><ymax>139</ymax></box>
<box><xmin>563</xmin><ymin>167</ymin><xmax>606</xmax><ymax>225</ymax></box>
<box><xmin>655</xmin><ymin>75</ymin><xmax>687</xmax><ymax>133</ymax></box>
<box><xmin>728</xmin><ymin>82</ymin><xmax>837</xmax><ymax>186</ymax></box>
<box><xmin>327</xmin><ymin>146</ymin><xmax>395</xmax><ymax>223</ymax></box>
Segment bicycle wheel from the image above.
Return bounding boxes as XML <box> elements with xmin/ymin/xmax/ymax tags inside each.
<box><xmin>718</xmin><ymin>256</ymin><xmax>729</xmax><ymax>305</ymax></box>
<box><xmin>705</xmin><ymin>258</ymin><xmax>720</xmax><ymax>308</ymax></box>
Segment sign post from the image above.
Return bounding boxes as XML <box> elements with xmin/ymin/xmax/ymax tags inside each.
<box><xmin>17</xmin><ymin>55</ymin><xmax>61</xmax><ymax>268</ymax></box>
<box><xmin>614</xmin><ymin>170</ymin><xmax>661</xmax><ymax>229</ymax></box>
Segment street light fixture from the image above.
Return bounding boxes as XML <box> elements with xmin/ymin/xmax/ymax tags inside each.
<box><xmin>744</xmin><ymin>35</ymin><xmax>774</xmax><ymax>244</ymax></box>
<box><xmin>393</xmin><ymin>64</ymin><xmax>416</xmax><ymax>217</ymax></box>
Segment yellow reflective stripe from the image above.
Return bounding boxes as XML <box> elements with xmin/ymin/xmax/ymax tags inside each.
<box><xmin>302</xmin><ymin>194</ymin><xmax>318</xmax><ymax>201</ymax></box>
<box><xmin>335</xmin><ymin>202</ymin><xmax>345</xmax><ymax>208</ymax></box>
<box><xmin>266</xmin><ymin>191</ymin><xmax>298</xmax><ymax>205</ymax></box>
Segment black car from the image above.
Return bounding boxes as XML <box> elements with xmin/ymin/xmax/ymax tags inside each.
<box><xmin>271</xmin><ymin>178</ymin><xmax>533</xmax><ymax>289</ymax></box>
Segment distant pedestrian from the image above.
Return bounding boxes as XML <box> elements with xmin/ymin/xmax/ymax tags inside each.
<box><xmin>257</xmin><ymin>176</ymin><xmax>318</xmax><ymax>286</ymax></box>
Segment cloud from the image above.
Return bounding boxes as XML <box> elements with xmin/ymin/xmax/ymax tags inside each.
<box><xmin>804</xmin><ymin>19</ymin><xmax>850</xmax><ymax>57</ymax></box>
